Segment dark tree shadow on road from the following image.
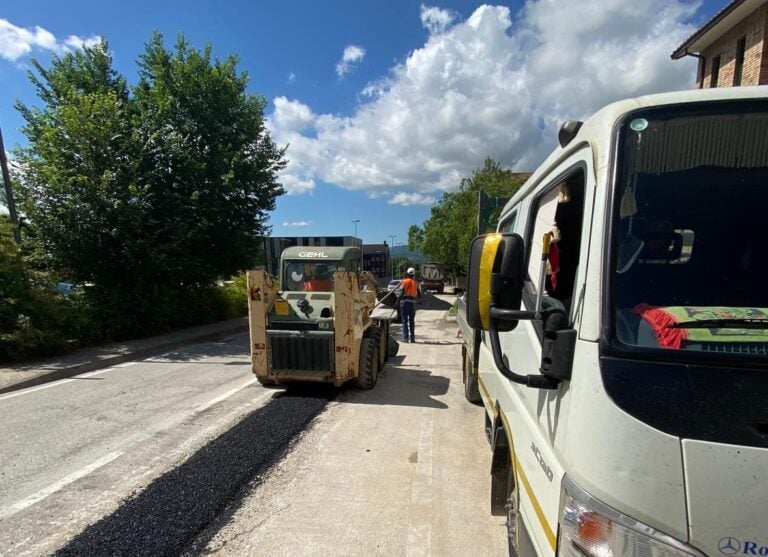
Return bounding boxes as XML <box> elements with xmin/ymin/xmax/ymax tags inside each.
<box><xmin>337</xmin><ymin>363</ymin><xmax>450</xmax><ymax>410</ymax></box>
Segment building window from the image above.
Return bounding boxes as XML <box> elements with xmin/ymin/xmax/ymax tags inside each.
<box><xmin>711</xmin><ymin>56</ymin><xmax>721</xmax><ymax>87</ymax></box>
<box><xmin>734</xmin><ymin>37</ymin><xmax>746</xmax><ymax>86</ymax></box>
<box><xmin>697</xmin><ymin>57</ymin><xmax>706</xmax><ymax>88</ymax></box>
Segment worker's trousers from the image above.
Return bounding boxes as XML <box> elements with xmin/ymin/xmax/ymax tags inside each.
<box><xmin>401</xmin><ymin>302</ymin><xmax>416</xmax><ymax>341</ymax></box>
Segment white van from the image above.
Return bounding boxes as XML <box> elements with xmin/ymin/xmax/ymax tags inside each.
<box><xmin>461</xmin><ymin>87</ymin><xmax>768</xmax><ymax>557</ymax></box>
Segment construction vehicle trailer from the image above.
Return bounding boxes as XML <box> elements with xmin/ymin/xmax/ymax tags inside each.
<box><xmin>247</xmin><ymin>246</ymin><xmax>394</xmax><ymax>389</ymax></box>
<box><xmin>420</xmin><ymin>262</ymin><xmax>444</xmax><ymax>293</ymax></box>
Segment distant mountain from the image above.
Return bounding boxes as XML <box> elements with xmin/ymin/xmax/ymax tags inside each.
<box><xmin>390</xmin><ymin>245</ymin><xmax>427</xmax><ymax>263</ymax></box>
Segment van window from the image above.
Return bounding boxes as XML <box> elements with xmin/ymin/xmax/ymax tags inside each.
<box><xmin>526</xmin><ymin>169</ymin><xmax>586</xmax><ymax>316</ymax></box>
<box><xmin>499</xmin><ymin>211</ymin><xmax>517</xmax><ymax>233</ymax></box>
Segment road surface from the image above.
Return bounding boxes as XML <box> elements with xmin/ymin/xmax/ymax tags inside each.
<box><xmin>0</xmin><ymin>295</ymin><xmax>506</xmax><ymax>556</ymax></box>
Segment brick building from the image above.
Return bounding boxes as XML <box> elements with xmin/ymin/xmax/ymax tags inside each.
<box><xmin>672</xmin><ymin>0</ymin><xmax>768</xmax><ymax>88</ymax></box>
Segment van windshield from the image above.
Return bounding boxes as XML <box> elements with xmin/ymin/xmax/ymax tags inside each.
<box><xmin>613</xmin><ymin>101</ymin><xmax>768</xmax><ymax>357</ymax></box>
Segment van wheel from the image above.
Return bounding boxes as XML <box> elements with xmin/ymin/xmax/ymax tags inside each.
<box><xmin>506</xmin><ymin>464</ymin><xmax>520</xmax><ymax>557</ymax></box>
<box><xmin>353</xmin><ymin>338</ymin><xmax>378</xmax><ymax>389</ymax></box>
<box><xmin>463</xmin><ymin>349</ymin><xmax>481</xmax><ymax>403</ymax></box>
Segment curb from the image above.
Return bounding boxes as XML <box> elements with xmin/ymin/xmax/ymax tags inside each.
<box><xmin>0</xmin><ymin>321</ymin><xmax>249</xmax><ymax>396</ymax></box>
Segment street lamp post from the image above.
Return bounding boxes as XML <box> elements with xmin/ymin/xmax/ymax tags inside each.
<box><xmin>388</xmin><ymin>235</ymin><xmax>397</xmax><ymax>279</ymax></box>
<box><xmin>352</xmin><ymin>219</ymin><xmax>360</xmax><ymax>239</ymax></box>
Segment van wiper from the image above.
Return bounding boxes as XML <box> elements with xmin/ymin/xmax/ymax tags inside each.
<box><xmin>668</xmin><ymin>319</ymin><xmax>768</xmax><ymax>329</ymax></box>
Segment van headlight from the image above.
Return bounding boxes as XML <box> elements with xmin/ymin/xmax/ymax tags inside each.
<box><xmin>558</xmin><ymin>477</ymin><xmax>703</xmax><ymax>557</ymax></box>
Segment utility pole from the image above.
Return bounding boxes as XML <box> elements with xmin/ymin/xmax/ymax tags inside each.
<box><xmin>0</xmin><ymin>123</ymin><xmax>21</xmax><ymax>244</ymax></box>
<box><xmin>388</xmin><ymin>235</ymin><xmax>397</xmax><ymax>279</ymax></box>
<box><xmin>352</xmin><ymin>219</ymin><xmax>360</xmax><ymax>239</ymax></box>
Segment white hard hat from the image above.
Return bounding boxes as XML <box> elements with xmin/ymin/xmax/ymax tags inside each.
<box><xmin>407</xmin><ymin>267</ymin><xmax>416</xmax><ymax>275</ymax></box>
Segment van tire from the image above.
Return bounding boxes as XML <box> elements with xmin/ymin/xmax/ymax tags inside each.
<box><xmin>353</xmin><ymin>338</ymin><xmax>378</xmax><ymax>390</ymax></box>
<box><xmin>463</xmin><ymin>349</ymin><xmax>481</xmax><ymax>403</ymax></box>
<box><xmin>506</xmin><ymin>464</ymin><xmax>520</xmax><ymax>557</ymax></box>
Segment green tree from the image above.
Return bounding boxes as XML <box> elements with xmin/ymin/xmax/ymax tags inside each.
<box><xmin>0</xmin><ymin>218</ymin><xmax>26</xmax><ymax>335</ymax></box>
<box><xmin>415</xmin><ymin>157</ymin><xmax>527</xmax><ymax>274</ymax></box>
<box><xmin>15</xmin><ymin>35</ymin><xmax>285</xmax><ymax>335</ymax></box>
<box><xmin>391</xmin><ymin>256</ymin><xmax>414</xmax><ymax>278</ymax></box>
<box><xmin>132</xmin><ymin>33</ymin><xmax>286</xmax><ymax>287</ymax></box>
<box><xmin>407</xmin><ymin>224</ymin><xmax>424</xmax><ymax>252</ymax></box>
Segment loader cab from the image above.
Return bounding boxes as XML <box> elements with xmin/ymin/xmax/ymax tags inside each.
<box><xmin>280</xmin><ymin>246</ymin><xmax>361</xmax><ymax>292</ymax></box>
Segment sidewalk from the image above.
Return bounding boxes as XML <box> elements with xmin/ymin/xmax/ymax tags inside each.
<box><xmin>0</xmin><ymin>317</ymin><xmax>249</xmax><ymax>395</ymax></box>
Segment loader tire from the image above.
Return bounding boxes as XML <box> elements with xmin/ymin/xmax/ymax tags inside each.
<box><xmin>369</xmin><ymin>327</ymin><xmax>384</xmax><ymax>367</ymax></box>
<box><xmin>387</xmin><ymin>335</ymin><xmax>400</xmax><ymax>358</ymax></box>
<box><xmin>353</xmin><ymin>338</ymin><xmax>378</xmax><ymax>390</ymax></box>
<box><xmin>257</xmin><ymin>376</ymin><xmax>280</xmax><ymax>388</ymax></box>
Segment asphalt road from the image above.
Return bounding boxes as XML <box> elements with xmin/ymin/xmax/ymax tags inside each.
<box><xmin>0</xmin><ymin>294</ymin><xmax>505</xmax><ymax>556</ymax></box>
<box><xmin>0</xmin><ymin>333</ymin><xmax>333</xmax><ymax>556</ymax></box>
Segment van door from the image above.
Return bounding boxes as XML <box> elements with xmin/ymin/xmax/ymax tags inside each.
<box><xmin>477</xmin><ymin>146</ymin><xmax>596</xmax><ymax>556</ymax></box>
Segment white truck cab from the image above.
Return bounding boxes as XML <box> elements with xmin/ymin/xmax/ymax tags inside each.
<box><xmin>462</xmin><ymin>87</ymin><xmax>768</xmax><ymax>557</ymax></box>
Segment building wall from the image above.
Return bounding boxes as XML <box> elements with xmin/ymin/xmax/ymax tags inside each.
<box><xmin>699</xmin><ymin>4</ymin><xmax>768</xmax><ymax>87</ymax></box>
<box><xmin>362</xmin><ymin>244</ymin><xmax>390</xmax><ymax>280</ymax></box>
<box><xmin>763</xmin><ymin>8</ymin><xmax>768</xmax><ymax>82</ymax></box>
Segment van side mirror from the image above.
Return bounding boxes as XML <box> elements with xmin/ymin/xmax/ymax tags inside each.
<box><xmin>466</xmin><ymin>233</ymin><xmax>526</xmax><ymax>332</ymax></box>
<box><xmin>465</xmin><ymin>232</ymin><xmax>567</xmax><ymax>390</ymax></box>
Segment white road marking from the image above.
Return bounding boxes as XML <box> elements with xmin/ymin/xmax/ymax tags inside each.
<box><xmin>77</xmin><ymin>367</ymin><xmax>117</xmax><ymax>378</ymax></box>
<box><xmin>0</xmin><ymin>379</ymin><xmax>76</xmax><ymax>401</ymax></box>
<box><xmin>0</xmin><ymin>366</ymin><xmax>122</xmax><ymax>402</ymax></box>
<box><xmin>0</xmin><ymin>451</ymin><xmax>124</xmax><ymax>520</ymax></box>
<box><xmin>194</xmin><ymin>379</ymin><xmax>256</xmax><ymax>414</ymax></box>
<box><xmin>406</xmin><ymin>407</ymin><xmax>435</xmax><ymax>557</ymax></box>
<box><xmin>115</xmin><ymin>361</ymin><xmax>138</xmax><ymax>367</ymax></box>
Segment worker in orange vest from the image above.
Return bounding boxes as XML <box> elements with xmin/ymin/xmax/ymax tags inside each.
<box><xmin>400</xmin><ymin>267</ymin><xmax>421</xmax><ymax>343</ymax></box>
<box><xmin>304</xmin><ymin>265</ymin><xmax>333</xmax><ymax>292</ymax></box>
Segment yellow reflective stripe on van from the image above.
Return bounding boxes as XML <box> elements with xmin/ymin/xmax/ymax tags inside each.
<box><xmin>499</xmin><ymin>410</ymin><xmax>557</xmax><ymax>552</ymax></box>
<box><xmin>478</xmin><ymin>234</ymin><xmax>502</xmax><ymax>330</ymax></box>
<box><xmin>478</xmin><ymin>377</ymin><xmax>494</xmax><ymax>413</ymax></box>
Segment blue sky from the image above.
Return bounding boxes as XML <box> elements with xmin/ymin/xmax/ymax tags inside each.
<box><xmin>1</xmin><ymin>0</ymin><xmax>724</xmax><ymax>245</ymax></box>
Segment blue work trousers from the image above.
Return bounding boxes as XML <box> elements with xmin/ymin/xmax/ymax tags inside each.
<box><xmin>401</xmin><ymin>301</ymin><xmax>416</xmax><ymax>341</ymax></box>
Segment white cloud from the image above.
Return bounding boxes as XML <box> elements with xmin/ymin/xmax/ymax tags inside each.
<box><xmin>63</xmin><ymin>34</ymin><xmax>101</xmax><ymax>51</ymax></box>
<box><xmin>269</xmin><ymin>1</ymin><xmax>701</xmax><ymax>197</ymax></box>
<box><xmin>420</xmin><ymin>4</ymin><xmax>456</xmax><ymax>35</ymax></box>
<box><xmin>282</xmin><ymin>220</ymin><xmax>312</xmax><ymax>227</ymax></box>
<box><xmin>287</xmin><ymin>71</ymin><xmax>296</xmax><ymax>84</ymax></box>
<box><xmin>0</xmin><ymin>18</ymin><xmax>100</xmax><ymax>62</ymax></box>
<box><xmin>336</xmin><ymin>44</ymin><xmax>366</xmax><ymax>77</ymax></box>
<box><xmin>388</xmin><ymin>192</ymin><xmax>437</xmax><ymax>206</ymax></box>
<box><xmin>279</xmin><ymin>170</ymin><xmax>316</xmax><ymax>195</ymax></box>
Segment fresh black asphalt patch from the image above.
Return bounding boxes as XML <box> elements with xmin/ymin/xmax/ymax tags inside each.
<box><xmin>55</xmin><ymin>386</ymin><xmax>336</xmax><ymax>557</ymax></box>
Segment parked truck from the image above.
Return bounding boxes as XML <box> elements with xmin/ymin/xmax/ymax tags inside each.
<box><xmin>420</xmin><ymin>262</ymin><xmax>444</xmax><ymax>293</ymax></box>
<box><xmin>459</xmin><ymin>87</ymin><xmax>768</xmax><ymax>556</ymax></box>
<box><xmin>247</xmin><ymin>246</ymin><xmax>394</xmax><ymax>389</ymax></box>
